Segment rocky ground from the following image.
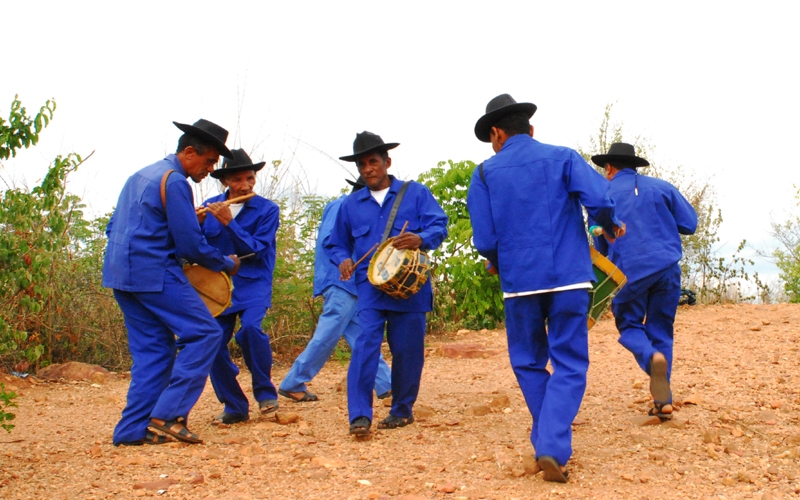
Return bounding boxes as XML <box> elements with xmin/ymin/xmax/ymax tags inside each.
<box><xmin>1</xmin><ymin>303</ymin><xmax>799</xmax><ymax>500</ymax></box>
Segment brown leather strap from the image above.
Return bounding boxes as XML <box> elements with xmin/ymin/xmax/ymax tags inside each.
<box><xmin>160</xmin><ymin>169</ymin><xmax>178</xmax><ymax>210</ymax></box>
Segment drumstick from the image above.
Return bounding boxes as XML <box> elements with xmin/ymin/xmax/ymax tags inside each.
<box><xmin>353</xmin><ymin>242</ymin><xmax>380</xmax><ymax>268</ymax></box>
<box><xmin>196</xmin><ymin>192</ymin><xmax>256</xmax><ymax>215</ymax></box>
<box><xmin>383</xmin><ymin>221</ymin><xmax>409</xmax><ymax>263</ymax></box>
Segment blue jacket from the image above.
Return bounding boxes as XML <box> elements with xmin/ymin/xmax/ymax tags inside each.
<box><xmin>201</xmin><ymin>191</ymin><xmax>280</xmax><ymax>311</ymax></box>
<box><xmin>326</xmin><ymin>177</ymin><xmax>448</xmax><ymax>312</ymax></box>
<box><xmin>103</xmin><ymin>155</ymin><xmax>235</xmax><ymax>292</ymax></box>
<box><xmin>467</xmin><ymin>134</ymin><xmax>620</xmax><ymax>293</ymax></box>
<box><xmin>314</xmin><ymin>196</ymin><xmax>356</xmax><ymax>297</ymax></box>
<box><xmin>591</xmin><ymin>169</ymin><xmax>697</xmax><ymax>300</ymax></box>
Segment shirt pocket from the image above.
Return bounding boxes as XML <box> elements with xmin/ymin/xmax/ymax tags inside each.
<box><xmin>352</xmin><ymin>225</ymin><xmax>371</xmax><ymax>240</ymax></box>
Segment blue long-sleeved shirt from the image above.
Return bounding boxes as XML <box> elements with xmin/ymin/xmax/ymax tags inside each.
<box><xmin>326</xmin><ymin>177</ymin><xmax>448</xmax><ymax>312</ymax></box>
<box><xmin>201</xmin><ymin>191</ymin><xmax>280</xmax><ymax>310</ymax></box>
<box><xmin>590</xmin><ymin>169</ymin><xmax>697</xmax><ymax>301</ymax></box>
<box><xmin>314</xmin><ymin>196</ymin><xmax>357</xmax><ymax>297</ymax></box>
<box><xmin>102</xmin><ymin>155</ymin><xmax>235</xmax><ymax>292</ymax></box>
<box><xmin>467</xmin><ymin>134</ymin><xmax>620</xmax><ymax>293</ymax></box>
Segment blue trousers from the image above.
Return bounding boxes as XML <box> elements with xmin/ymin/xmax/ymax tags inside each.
<box><xmin>613</xmin><ymin>263</ymin><xmax>681</xmax><ymax>383</ymax></box>
<box><xmin>504</xmin><ymin>289</ymin><xmax>590</xmax><ymax>466</ymax></box>
<box><xmin>348</xmin><ymin>309</ymin><xmax>426</xmax><ymax>423</ymax></box>
<box><xmin>209</xmin><ymin>306</ymin><xmax>277</xmax><ymax>417</ymax></box>
<box><xmin>279</xmin><ymin>286</ymin><xmax>392</xmax><ymax>395</ymax></box>
<box><xmin>112</xmin><ymin>270</ymin><xmax>222</xmax><ymax>444</ymax></box>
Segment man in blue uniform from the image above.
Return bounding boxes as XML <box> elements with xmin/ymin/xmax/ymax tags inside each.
<box><xmin>327</xmin><ymin>132</ymin><xmax>448</xmax><ymax>436</ymax></box>
<box><xmin>590</xmin><ymin>143</ymin><xmax>697</xmax><ymax>421</ymax></box>
<box><xmin>467</xmin><ymin>95</ymin><xmax>624</xmax><ymax>482</ymax></box>
<box><xmin>200</xmin><ymin>149</ymin><xmax>281</xmax><ymax>425</ymax></box>
<box><xmin>104</xmin><ymin>119</ymin><xmax>240</xmax><ymax>445</ymax></box>
<box><xmin>278</xmin><ymin>177</ymin><xmax>392</xmax><ymax>403</ymax></box>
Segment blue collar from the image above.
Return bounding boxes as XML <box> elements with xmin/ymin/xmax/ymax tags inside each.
<box><xmin>166</xmin><ymin>154</ymin><xmax>188</xmax><ymax>177</ymax></box>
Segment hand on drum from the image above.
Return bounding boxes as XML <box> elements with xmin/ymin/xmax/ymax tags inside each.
<box><xmin>391</xmin><ymin>232</ymin><xmax>422</xmax><ymax>250</ymax></box>
<box><xmin>205</xmin><ymin>202</ymin><xmax>234</xmax><ymax>226</ymax></box>
<box><xmin>603</xmin><ymin>222</ymin><xmax>626</xmax><ymax>243</ymax></box>
<box><xmin>228</xmin><ymin>254</ymin><xmax>241</xmax><ymax>276</ymax></box>
<box><xmin>339</xmin><ymin>258</ymin><xmax>355</xmax><ymax>281</ymax></box>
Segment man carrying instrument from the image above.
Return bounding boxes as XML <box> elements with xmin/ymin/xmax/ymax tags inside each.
<box><xmin>590</xmin><ymin>143</ymin><xmax>697</xmax><ymax>421</ymax></box>
<box><xmin>199</xmin><ymin>149</ymin><xmax>281</xmax><ymax>425</ymax></box>
<box><xmin>467</xmin><ymin>95</ymin><xmax>624</xmax><ymax>482</ymax></box>
<box><xmin>278</xmin><ymin>176</ymin><xmax>392</xmax><ymax>403</ymax></box>
<box><xmin>327</xmin><ymin>132</ymin><xmax>448</xmax><ymax>436</ymax></box>
<box><xmin>103</xmin><ymin>119</ymin><xmax>240</xmax><ymax>446</ymax></box>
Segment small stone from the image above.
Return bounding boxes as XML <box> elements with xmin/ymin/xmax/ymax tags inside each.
<box><xmin>770</xmin><ymin>401</ymin><xmax>782</xmax><ymax>409</ymax></box>
<box><xmin>465</xmin><ymin>405</ymin><xmax>491</xmax><ymax>417</ymax></box>
<box><xmin>648</xmin><ymin>452</ymin><xmax>668</xmax><ymax>462</ymax></box>
<box><xmin>275</xmin><ymin>412</ymin><xmax>300</xmax><ymax>425</ymax></box>
<box><xmin>312</xmin><ymin>457</ymin><xmax>346</xmax><ymax>469</ymax></box>
<box><xmin>522</xmin><ymin>452</ymin><xmax>539</xmax><ymax>475</ymax></box>
<box><xmin>89</xmin><ymin>445</ymin><xmax>103</xmax><ymax>458</ymax></box>
<box><xmin>620</xmin><ymin>473</ymin><xmax>635</xmax><ymax>482</ymax></box>
<box><xmin>639</xmin><ymin>469</ymin><xmax>654</xmax><ymax>483</ymax></box>
<box><xmin>489</xmin><ymin>394</ymin><xmax>510</xmax><ymax>408</ymax></box>
<box><xmin>756</xmin><ymin>410</ymin><xmax>777</xmax><ymax>422</ymax></box>
<box><xmin>415</xmin><ymin>405</ymin><xmax>436</xmax><ymax>418</ymax></box>
<box><xmin>683</xmin><ymin>393</ymin><xmax>702</xmax><ymax>405</ymax></box>
<box><xmin>436</xmin><ymin>484</ymin><xmax>456</xmax><ymax>493</ymax></box>
<box><xmin>90</xmin><ymin>371</ymin><xmax>106</xmax><ymax>384</ymax></box>
<box><xmin>632</xmin><ymin>380</ymin><xmax>643</xmax><ymax>389</ymax></box>
<box><xmin>737</xmin><ymin>471</ymin><xmax>755</xmax><ymax>484</ymax></box>
<box><xmin>223</xmin><ymin>436</ymin><xmax>249</xmax><ymax>445</ymax></box>
<box><xmin>357</xmin><ymin>479</ymin><xmax>372</xmax><ymax>485</ymax></box>
<box><xmin>767</xmin><ymin>465</ymin><xmax>779</xmax><ymax>475</ymax></box>
<box><xmin>703</xmin><ymin>428</ymin><xmax>721</xmax><ymax>445</ymax></box>
<box><xmin>750</xmin><ymin>326</ymin><xmax>762</xmax><ymax>331</ymax></box>
<box><xmin>133</xmin><ymin>478</ymin><xmax>179</xmax><ymax>491</ymax></box>
<box><xmin>761</xmin><ymin>319</ymin><xmax>771</xmax><ymax>325</ymax></box>
<box><xmin>662</xmin><ymin>416</ymin><xmax>687</xmax><ymax>429</ymax></box>
<box><xmin>239</xmin><ymin>444</ymin><xmax>265</xmax><ymax>456</ymax></box>
<box><xmin>188</xmin><ymin>474</ymin><xmax>204</xmax><ymax>485</ymax></box>
<box><xmin>630</xmin><ymin>415</ymin><xmax>662</xmax><ymax>427</ymax></box>
<box><xmin>722</xmin><ymin>477</ymin><xmax>736</xmax><ymax>486</ymax></box>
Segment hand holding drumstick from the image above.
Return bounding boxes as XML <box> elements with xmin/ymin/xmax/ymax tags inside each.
<box><xmin>340</xmin><ymin>221</ymin><xmax>421</xmax><ymax>280</ymax></box>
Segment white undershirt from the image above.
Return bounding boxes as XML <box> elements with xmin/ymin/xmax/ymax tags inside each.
<box><xmin>370</xmin><ymin>187</ymin><xmax>390</xmax><ymax>206</ymax></box>
<box><xmin>229</xmin><ymin>203</ymin><xmax>244</xmax><ymax>219</ymax></box>
<box><xmin>503</xmin><ymin>281</ymin><xmax>593</xmax><ymax>299</ymax></box>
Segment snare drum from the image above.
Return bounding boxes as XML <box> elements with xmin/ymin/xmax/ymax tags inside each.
<box><xmin>367</xmin><ymin>240</ymin><xmax>431</xmax><ymax>299</ymax></box>
<box><xmin>183</xmin><ymin>264</ymin><xmax>233</xmax><ymax>317</ymax></box>
<box><xmin>588</xmin><ymin>247</ymin><xmax>627</xmax><ymax>329</ymax></box>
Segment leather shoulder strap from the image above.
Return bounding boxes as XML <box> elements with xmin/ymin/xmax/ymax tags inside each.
<box><xmin>381</xmin><ymin>181</ymin><xmax>411</xmax><ymax>243</ymax></box>
<box><xmin>160</xmin><ymin>169</ymin><xmax>178</xmax><ymax>211</ymax></box>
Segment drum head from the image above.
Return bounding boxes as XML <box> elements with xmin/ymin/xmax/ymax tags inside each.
<box><xmin>183</xmin><ymin>265</ymin><xmax>233</xmax><ymax>317</ymax></box>
<box><xmin>368</xmin><ymin>241</ymin><xmax>411</xmax><ymax>286</ymax></box>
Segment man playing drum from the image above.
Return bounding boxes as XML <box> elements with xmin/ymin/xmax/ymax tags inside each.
<box><xmin>327</xmin><ymin>132</ymin><xmax>448</xmax><ymax>436</ymax></box>
<box><xmin>103</xmin><ymin>119</ymin><xmax>240</xmax><ymax>446</ymax></box>
<box><xmin>278</xmin><ymin>177</ymin><xmax>392</xmax><ymax>403</ymax></box>
<box><xmin>467</xmin><ymin>95</ymin><xmax>624</xmax><ymax>482</ymax></box>
<box><xmin>200</xmin><ymin>149</ymin><xmax>281</xmax><ymax>425</ymax></box>
<box><xmin>590</xmin><ymin>143</ymin><xmax>697</xmax><ymax>421</ymax></box>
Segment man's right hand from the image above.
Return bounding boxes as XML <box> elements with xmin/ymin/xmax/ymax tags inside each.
<box><xmin>339</xmin><ymin>258</ymin><xmax>355</xmax><ymax>281</ymax></box>
<box><xmin>228</xmin><ymin>254</ymin><xmax>241</xmax><ymax>276</ymax></box>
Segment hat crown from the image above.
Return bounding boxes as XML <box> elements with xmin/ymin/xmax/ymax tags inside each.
<box><xmin>190</xmin><ymin>119</ymin><xmax>228</xmax><ymax>145</ymax></box>
<box><xmin>352</xmin><ymin>131</ymin><xmax>386</xmax><ymax>154</ymax></box>
<box><xmin>485</xmin><ymin>94</ymin><xmax>519</xmax><ymax>114</ymax></box>
<box><xmin>222</xmin><ymin>148</ymin><xmax>254</xmax><ymax>170</ymax></box>
<box><xmin>606</xmin><ymin>142</ymin><xmax>637</xmax><ymax>157</ymax></box>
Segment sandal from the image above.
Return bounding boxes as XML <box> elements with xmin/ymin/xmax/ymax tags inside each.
<box><xmin>258</xmin><ymin>399</ymin><xmax>279</xmax><ymax>415</ymax></box>
<box><xmin>349</xmin><ymin>416</ymin><xmax>371</xmax><ymax>436</ymax></box>
<box><xmin>116</xmin><ymin>430</ymin><xmax>170</xmax><ymax>446</ymax></box>
<box><xmin>376</xmin><ymin>390</ymin><xmax>392</xmax><ymax>400</ymax></box>
<box><xmin>649</xmin><ymin>352</ymin><xmax>673</xmax><ymax>421</ymax></box>
<box><xmin>537</xmin><ymin>455</ymin><xmax>569</xmax><ymax>483</ymax></box>
<box><xmin>149</xmin><ymin>417</ymin><xmax>202</xmax><ymax>444</ymax></box>
<box><xmin>377</xmin><ymin>414</ymin><xmax>414</xmax><ymax>429</ymax></box>
<box><xmin>649</xmin><ymin>402</ymin><xmax>673</xmax><ymax>421</ymax></box>
<box><xmin>212</xmin><ymin>412</ymin><xmax>249</xmax><ymax>425</ymax></box>
<box><xmin>278</xmin><ymin>388</ymin><xmax>318</xmax><ymax>402</ymax></box>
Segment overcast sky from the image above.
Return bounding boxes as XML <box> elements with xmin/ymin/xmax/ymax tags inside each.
<box><xmin>3</xmin><ymin>1</ymin><xmax>799</xmax><ymax>282</ymax></box>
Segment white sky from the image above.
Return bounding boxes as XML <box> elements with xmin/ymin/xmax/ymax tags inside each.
<box><xmin>3</xmin><ymin>1</ymin><xmax>799</xmax><ymax>281</ymax></box>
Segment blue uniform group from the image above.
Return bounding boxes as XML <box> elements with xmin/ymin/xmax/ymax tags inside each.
<box><xmin>201</xmin><ymin>191</ymin><xmax>281</xmax><ymax>418</ymax></box>
<box><xmin>327</xmin><ymin>177</ymin><xmax>448</xmax><ymax>424</ymax></box>
<box><xmin>279</xmin><ymin>196</ymin><xmax>392</xmax><ymax>397</ymax></box>
<box><xmin>592</xmin><ymin>169</ymin><xmax>697</xmax><ymax>386</ymax></box>
<box><xmin>467</xmin><ymin>134</ymin><xmax>620</xmax><ymax>467</ymax></box>
<box><xmin>103</xmin><ymin>154</ymin><xmax>237</xmax><ymax>445</ymax></box>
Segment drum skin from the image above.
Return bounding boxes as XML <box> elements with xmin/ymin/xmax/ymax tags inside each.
<box><xmin>588</xmin><ymin>247</ymin><xmax>627</xmax><ymax>329</ymax></box>
<box><xmin>367</xmin><ymin>240</ymin><xmax>431</xmax><ymax>299</ymax></box>
<box><xmin>182</xmin><ymin>264</ymin><xmax>233</xmax><ymax>317</ymax></box>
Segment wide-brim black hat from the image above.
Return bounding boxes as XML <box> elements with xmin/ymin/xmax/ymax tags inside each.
<box><xmin>591</xmin><ymin>142</ymin><xmax>650</xmax><ymax>169</ymax></box>
<box><xmin>210</xmin><ymin>148</ymin><xmax>266</xmax><ymax>179</ymax></box>
<box><xmin>474</xmin><ymin>94</ymin><xmax>537</xmax><ymax>142</ymax></box>
<box><xmin>346</xmin><ymin>176</ymin><xmax>367</xmax><ymax>193</ymax></box>
<box><xmin>339</xmin><ymin>131</ymin><xmax>399</xmax><ymax>162</ymax></box>
<box><xmin>173</xmin><ymin>118</ymin><xmax>234</xmax><ymax>158</ymax></box>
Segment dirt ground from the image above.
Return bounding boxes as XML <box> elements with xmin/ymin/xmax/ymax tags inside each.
<box><xmin>1</xmin><ymin>303</ymin><xmax>799</xmax><ymax>500</ymax></box>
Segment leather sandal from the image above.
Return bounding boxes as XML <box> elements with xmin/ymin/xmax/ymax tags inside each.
<box><xmin>258</xmin><ymin>399</ymin><xmax>279</xmax><ymax>414</ymax></box>
<box><xmin>377</xmin><ymin>414</ymin><xmax>414</xmax><ymax>429</ymax></box>
<box><xmin>212</xmin><ymin>412</ymin><xmax>249</xmax><ymax>425</ymax></box>
<box><xmin>349</xmin><ymin>417</ymin><xmax>371</xmax><ymax>436</ymax></box>
<box><xmin>116</xmin><ymin>430</ymin><xmax>170</xmax><ymax>446</ymax></box>
<box><xmin>149</xmin><ymin>417</ymin><xmax>202</xmax><ymax>444</ymax></box>
<box><xmin>537</xmin><ymin>455</ymin><xmax>569</xmax><ymax>483</ymax></box>
<box><xmin>278</xmin><ymin>388</ymin><xmax>318</xmax><ymax>402</ymax></box>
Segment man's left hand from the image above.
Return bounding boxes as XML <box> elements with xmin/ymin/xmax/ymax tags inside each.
<box><xmin>206</xmin><ymin>202</ymin><xmax>233</xmax><ymax>226</ymax></box>
<box><xmin>392</xmin><ymin>233</ymin><xmax>423</xmax><ymax>250</ymax></box>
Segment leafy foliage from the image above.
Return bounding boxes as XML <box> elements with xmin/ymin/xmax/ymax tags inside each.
<box><xmin>0</xmin><ymin>383</ymin><xmax>16</xmax><ymax>433</ymax></box>
<box><xmin>771</xmin><ymin>186</ymin><xmax>800</xmax><ymax>302</ymax></box>
<box><xmin>419</xmin><ymin>160</ymin><xmax>504</xmax><ymax>330</ymax></box>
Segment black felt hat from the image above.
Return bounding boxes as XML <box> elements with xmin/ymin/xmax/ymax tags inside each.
<box><xmin>346</xmin><ymin>176</ymin><xmax>367</xmax><ymax>193</ymax></box>
<box><xmin>591</xmin><ymin>142</ymin><xmax>650</xmax><ymax>169</ymax></box>
<box><xmin>173</xmin><ymin>118</ymin><xmax>234</xmax><ymax>158</ymax></box>
<box><xmin>210</xmin><ymin>148</ymin><xmax>266</xmax><ymax>179</ymax></box>
<box><xmin>474</xmin><ymin>94</ymin><xmax>537</xmax><ymax>142</ymax></box>
<box><xmin>339</xmin><ymin>131</ymin><xmax>399</xmax><ymax>162</ymax></box>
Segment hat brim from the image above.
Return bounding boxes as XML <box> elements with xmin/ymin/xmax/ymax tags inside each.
<box><xmin>210</xmin><ymin>162</ymin><xmax>266</xmax><ymax>179</ymax></box>
<box><xmin>339</xmin><ymin>143</ymin><xmax>400</xmax><ymax>162</ymax></box>
<box><xmin>173</xmin><ymin>121</ymin><xmax>234</xmax><ymax>159</ymax></box>
<box><xmin>591</xmin><ymin>154</ymin><xmax>650</xmax><ymax>168</ymax></box>
<box><xmin>474</xmin><ymin>102</ymin><xmax>537</xmax><ymax>142</ymax></box>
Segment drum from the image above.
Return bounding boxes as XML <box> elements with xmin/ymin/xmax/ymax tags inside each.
<box><xmin>588</xmin><ymin>246</ymin><xmax>627</xmax><ymax>329</ymax></box>
<box><xmin>367</xmin><ymin>239</ymin><xmax>431</xmax><ymax>299</ymax></box>
<box><xmin>183</xmin><ymin>264</ymin><xmax>233</xmax><ymax>317</ymax></box>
